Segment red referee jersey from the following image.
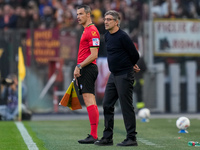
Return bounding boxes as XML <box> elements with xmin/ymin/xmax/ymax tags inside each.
<box><xmin>77</xmin><ymin>24</ymin><xmax>100</xmax><ymax>65</ymax></box>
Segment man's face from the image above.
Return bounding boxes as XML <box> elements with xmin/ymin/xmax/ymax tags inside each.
<box><xmin>104</xmin><ymin>15</ymin><xmax>117</xmax><ymax>31</ymax></box>
<box><xmin>77</xmin><ymin>8</ymin><xmax>88</xmax><ymax>25</ymax></box>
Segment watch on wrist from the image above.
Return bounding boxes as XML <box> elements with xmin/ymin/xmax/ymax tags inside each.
<box><xmin>77</xmin><ymin>64</ymin><xmax>82</xmax><ymax>69</ymax></box>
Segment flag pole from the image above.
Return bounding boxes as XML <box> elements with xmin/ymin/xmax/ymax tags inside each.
<box><xmin>18</xmin><ymin>74</ymin><xmax>22</xmax><ymax>121</ymax></box>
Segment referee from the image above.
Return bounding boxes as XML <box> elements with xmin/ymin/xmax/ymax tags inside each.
<box><xmin>95</xmin><ymin>10</ymin><xmax>140</xmax><ymax>146</ymax></box>
<box><xmin>73</xmin><ymin>5</ymin><xmax>100</xmax><ymax>144</ymax></box>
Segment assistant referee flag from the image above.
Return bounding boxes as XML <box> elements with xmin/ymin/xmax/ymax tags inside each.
<box><xmin>59</xmin><ymin>79</ymin><xmax>82</xmax><ymax>110</ymax></box>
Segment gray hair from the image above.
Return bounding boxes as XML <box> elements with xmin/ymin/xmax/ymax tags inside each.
<box><xmin>77</xmin><ymin>5</ymin><xmax>91</xmax><ymax>15</ymax></box>
<box><xmin>104</xmin><ymin>10</ymin><xmax>120</xmax><ymax>27</ymax></box>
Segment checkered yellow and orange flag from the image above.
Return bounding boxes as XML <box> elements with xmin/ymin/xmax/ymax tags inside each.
<box><xmin>59</xmin><ymin>79</ymin><xmax>82</xmax><ymax>110</ymax></box>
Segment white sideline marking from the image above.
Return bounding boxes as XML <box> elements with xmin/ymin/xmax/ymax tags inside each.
<box><xmin>138</xmin><ymin>138</ymin><xmax>164</xmax><ymax>148</ymax></box>
<box><xmin>15</xmin><ymin>122</ymin><xmax>39</xmax><ymax>150</ymax></box>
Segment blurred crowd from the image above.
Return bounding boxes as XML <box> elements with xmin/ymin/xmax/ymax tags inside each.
<box><xmin>151</xmin><ymin>0</ymin><xmax>200</xmax><ymax>19</ymax></box>
<box><xmin>0</xmin><ymin>0</ymin><xmax>199</xmax><ymax>40</ymax></box>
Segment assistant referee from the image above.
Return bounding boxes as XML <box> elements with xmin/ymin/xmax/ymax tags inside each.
<box><xmin>73</xmin><ymin>5</ymin><xmax>100</xmax><ymax>144</ymax></box>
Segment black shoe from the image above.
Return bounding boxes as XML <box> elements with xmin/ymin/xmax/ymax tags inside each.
<box><xmin>78</xmin><ymin>134</ymin><xmax>98</xmax><ymax>144</ymax></box>
<box><xmin>117</xmin><ymin>138</ymin><xmax>138</xmax><ymax>146</ymax></box>
<box><xmin>94</xmin><ymin>137</ymin><xmax>113</xmax><ymax>146</ymax></box>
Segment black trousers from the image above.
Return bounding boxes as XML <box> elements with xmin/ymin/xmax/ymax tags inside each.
<box><xmin>102</xmin><ymin>70</ymin><xmax>137</xmax><ymax>140</ymax></box>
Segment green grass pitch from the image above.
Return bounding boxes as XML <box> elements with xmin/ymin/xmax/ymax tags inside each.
<box><xmin>0</xmin><ymin>118</ymin><xmax>199</xmax><ymax>150</ymax></box>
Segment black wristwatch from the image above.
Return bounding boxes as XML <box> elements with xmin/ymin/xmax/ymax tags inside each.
<box><xmin>77</xmin><ymin>64</ymin><xmax>82</xmax><ymax>69</ymax></box>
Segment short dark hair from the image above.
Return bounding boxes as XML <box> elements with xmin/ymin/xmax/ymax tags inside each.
<box><xmin>77</xmin><ymin>5</ymin><xmax>91</xmax><ymax>15</ymax></box>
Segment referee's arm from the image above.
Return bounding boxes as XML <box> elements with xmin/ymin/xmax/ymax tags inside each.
<box><xmin>78</xmin><ymin>47</ymin><xmax>98</xmax><ymax>68</ymax></box>
<box><xmin>74</xmin><ymin>47</ymin><xmax>98</xmax><ymax>78</ymax></box>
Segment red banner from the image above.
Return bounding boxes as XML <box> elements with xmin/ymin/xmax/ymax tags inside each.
<box><xmin>26</xmin><ymin>29</ymin><xmax>60</xmax><ymax>66</ymax></box>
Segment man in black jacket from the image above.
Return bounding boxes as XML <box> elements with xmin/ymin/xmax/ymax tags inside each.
<box><xmin>95</xmin><ymin>10</ymin><xmax>140</xmax><ymax>147</ymax></box>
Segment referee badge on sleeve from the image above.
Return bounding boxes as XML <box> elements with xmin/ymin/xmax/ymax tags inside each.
<box><xmin>92</xmin><ymin>38</ymin><xmax>100</xmax><ymax>46</ymax></box>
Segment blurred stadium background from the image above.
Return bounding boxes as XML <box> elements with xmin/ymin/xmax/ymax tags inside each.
<box><xmin>0</xmin><ymin>0</ymin><xmax>200</xmax><ymax>114</ymax></box>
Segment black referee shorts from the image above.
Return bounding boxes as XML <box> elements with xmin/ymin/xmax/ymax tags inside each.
<box><xmin>77</xmin><ymin>63</ymin><xmax>98</xmax><ymax>95</ymax></box>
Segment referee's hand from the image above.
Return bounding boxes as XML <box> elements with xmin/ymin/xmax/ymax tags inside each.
<box><xmin>74</xmin><ymin>66</ymin><xmax>81</xmax><ymax>79</ymax></box>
